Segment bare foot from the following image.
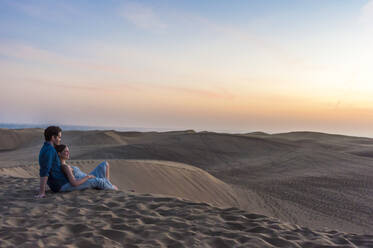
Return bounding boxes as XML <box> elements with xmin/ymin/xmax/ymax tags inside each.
<box><xmin>113</xmin><ymin>185</ymin><xmax>118</xmax><ymax>190</ymax></box>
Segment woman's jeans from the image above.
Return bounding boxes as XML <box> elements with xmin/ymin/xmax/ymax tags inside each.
<box><xmin>60</xmin><ymin>161</ymin><xmax>115</xmax><ymax>192</ymax></box>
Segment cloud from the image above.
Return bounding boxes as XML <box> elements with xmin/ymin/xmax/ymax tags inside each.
<box><xmin>359</xmin><ymin>0</ymin><xmax>373</xmax><ymax>26</ymax></box>
<box><xmin>0</xmin><ymin>40</ymin><xmax>235</xmax><ymax>101</ymax></box>
<box><xmin>0</xmin><ymin>42</ymin><xmax>127</xmax><ymax>75</ymax></box>
<box><xmin>120</xmin><ymin>2</ymin><xmax>166</xmax><ymax>30</ymax></box>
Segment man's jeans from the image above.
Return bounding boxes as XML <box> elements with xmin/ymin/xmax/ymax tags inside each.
<box><xmin>60</xmin><ymin>161</ymin><xmax>115</xmax><ymax>191</ymax></box>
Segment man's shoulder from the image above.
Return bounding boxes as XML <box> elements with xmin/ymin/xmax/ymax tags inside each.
<box><xmin>40</xmin><ymin>142</ymin><xmax>56</xmax><ymax>155</ymax></box>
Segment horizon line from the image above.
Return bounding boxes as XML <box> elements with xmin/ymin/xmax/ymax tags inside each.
<box><xmin>0</xmin><ymin>122</ymin><xmax>372</xmax><ymax>139</ymax></box>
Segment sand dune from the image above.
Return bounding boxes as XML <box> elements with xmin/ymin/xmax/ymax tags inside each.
<box><xmin>1</xmin><ymin>175</ymin><xmax>373</xmax><ymax>248</ymax></box>
<box><xmin>0</xmin><ymin>159</ymin><xmax>239</xmax><ymax>208</ymax></box>
<box><xmin>1</xmin><ymin>128</ymin><xmax>373</xmax><ymax>246</ymax></box>
<box><xmin>0</xmin><ymin>128</ymin><xmax>43</xmax><ymax>151</ymax></box>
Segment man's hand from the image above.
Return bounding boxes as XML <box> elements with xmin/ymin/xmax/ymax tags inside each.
<box><xmin>88</xmin><ymin>175</ymin><xmax>95</xmax><ymax>179</ymax></box>
<box><xmin>35</xmin><ymin>193</ymin><xmax>46</xmax><ymax>198</ymax></box>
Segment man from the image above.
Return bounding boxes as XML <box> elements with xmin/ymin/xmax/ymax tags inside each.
<box><xmin>35</xmin><ymin>126</ymin><xmax>68</xmax><ymax>198</ymax></box>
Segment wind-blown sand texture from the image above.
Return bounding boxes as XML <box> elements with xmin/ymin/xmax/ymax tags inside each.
<box><xmin>1</xmin><ymin>128</ymin><xmax>373</xmax><ymax>247</ymax></box>
<box><xmin>1</xmin><ymin>175</ymin><xmax>373</xmax><ymax>248</ymax></box>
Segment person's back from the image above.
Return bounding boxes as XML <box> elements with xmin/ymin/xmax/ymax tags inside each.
<box><xmin>39</xmin><ymin>141</ymin><xmax>68</xmax><ymax>192</ymax></box>
<box><xmin>36</xmin><ymin>126</ymin><xmax>68</xmax><ymax>198</ymax></box>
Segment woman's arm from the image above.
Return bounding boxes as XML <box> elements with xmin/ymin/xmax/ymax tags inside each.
<box><xmin>61</xmin><ymin>164</ymin><xmax>95</xmax><ymax>187</ymax></box>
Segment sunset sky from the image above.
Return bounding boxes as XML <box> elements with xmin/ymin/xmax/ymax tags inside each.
<box><xmin>1</xmin><ymin>0</ymin><xmax>373</xmax><ymax>136</ymax></box>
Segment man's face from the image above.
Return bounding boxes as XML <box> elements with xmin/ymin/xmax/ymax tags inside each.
<box><xmin>52</xmin><ymin>132</ymin><xmax>62</xmax><ymax>146</ymax></box>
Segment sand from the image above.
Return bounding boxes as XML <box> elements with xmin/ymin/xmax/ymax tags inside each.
<box><xmin>1</xmin><ymin>128</ymin><xmax>373</xmax><ymax>247</ymax></box>
<box><xmin>0</xmin><ymin>159</ymin><xmax>240</xmax><ymax>209</ymax></box>
<box><xmin>1</xmin><ymin>175</ymin><xmax>373</xmax><ymax>248</ymax></box>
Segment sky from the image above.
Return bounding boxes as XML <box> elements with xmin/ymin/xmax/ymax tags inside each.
<box><xmin>0</xmin><ymin>0</ymin><xmax>373</xmax><ymax>136</ymax></box>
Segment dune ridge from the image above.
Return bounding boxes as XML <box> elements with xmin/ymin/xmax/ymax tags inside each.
<box><xmin>1</xmin><ymin>128</ymin><xmax>373</xmax><ymax>245</ymax></box>
<box><xmin>0</xmin><ymin>159</ymin><xmax>240</xmax><ymax>208</ymax></box>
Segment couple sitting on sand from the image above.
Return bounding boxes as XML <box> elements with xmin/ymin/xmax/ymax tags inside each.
<box><xmin>36</xmin><ymin>126</ymin><xmax>118</xmax><ymax>198</ymax></box>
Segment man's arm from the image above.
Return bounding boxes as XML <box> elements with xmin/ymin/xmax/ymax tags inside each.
<box><xmin>36</xmin><ymin>176</ymin><xmax>48</xmax><ymax>198</ymax></box>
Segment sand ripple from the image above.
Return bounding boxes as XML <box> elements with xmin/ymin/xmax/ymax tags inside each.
<box><xmin>1</xmin><ymin>176</ymin><xmax>372</xmax><ymax>248</ymax></box>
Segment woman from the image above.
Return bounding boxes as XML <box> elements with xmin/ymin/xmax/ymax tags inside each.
<box><xmin>55</xmin><ymin>144</ymin><xmax>118</xmax><ymax>192</ymax></box>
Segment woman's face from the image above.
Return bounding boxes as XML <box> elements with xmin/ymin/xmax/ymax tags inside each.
<box><xmin>60</xmin><ymin>146</ymin><xmax>70</xmax><ymax>160</ymax></box>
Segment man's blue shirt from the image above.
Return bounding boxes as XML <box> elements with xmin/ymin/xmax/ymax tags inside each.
<box><xmin>38</xmin><ymin>142</ymin><xmax>68</xmax><ymax>192</ymax></box>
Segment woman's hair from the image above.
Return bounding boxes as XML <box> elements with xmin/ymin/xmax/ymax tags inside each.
<box><xmin>55</xmin><ymin>144</ymin><xmax>67</xmax><ymax>154</ymax></box>
<box><xmin>55</xmin><ymin>144</ymin><xmax>68</xmax><ymax>175</ymax></box>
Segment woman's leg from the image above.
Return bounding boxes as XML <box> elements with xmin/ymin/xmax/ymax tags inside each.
<box><xmin>88</xmin><ymin>161</ymin><xmax>118</xmax><ymax>190</ymax></box>
<box><xmin>104</xmin><ymin>162</ymin><xmax>118</xmax><ymax>189</ymax></box>
<box><xmin>60</xmin><ymin>178</ymin><xmax>116</xmax><ymax>191</ymax></box>
<box><xmin>91</xmin><ymin>178</ymin><xmax>116</xmax><ymax>190</ymax></box>
<box><xmin>106</xmin><ymin>162</ymin><xmax>110</xmax><ymax>180</ymax></box>
<box><xmin>59</xmin><ymin>181</ymin><xmax>92</xmax><ymax>192</ymax></box>
<box><xmin>89</xmin><ymin>161</ymin><xmax>108</xmax><ymax>178</ymax></box>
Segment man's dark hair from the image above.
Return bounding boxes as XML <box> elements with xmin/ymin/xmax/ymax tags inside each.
<box><xmin>44</xmin><ymin>126</ymin><xmax>62</xmax><ymax>141</ymax></box>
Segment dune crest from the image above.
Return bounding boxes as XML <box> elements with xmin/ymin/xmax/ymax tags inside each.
<box><xmin>0</xmin><ymin>159</ymin><xmax>240</xmax><ymax>208</ymax></box>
